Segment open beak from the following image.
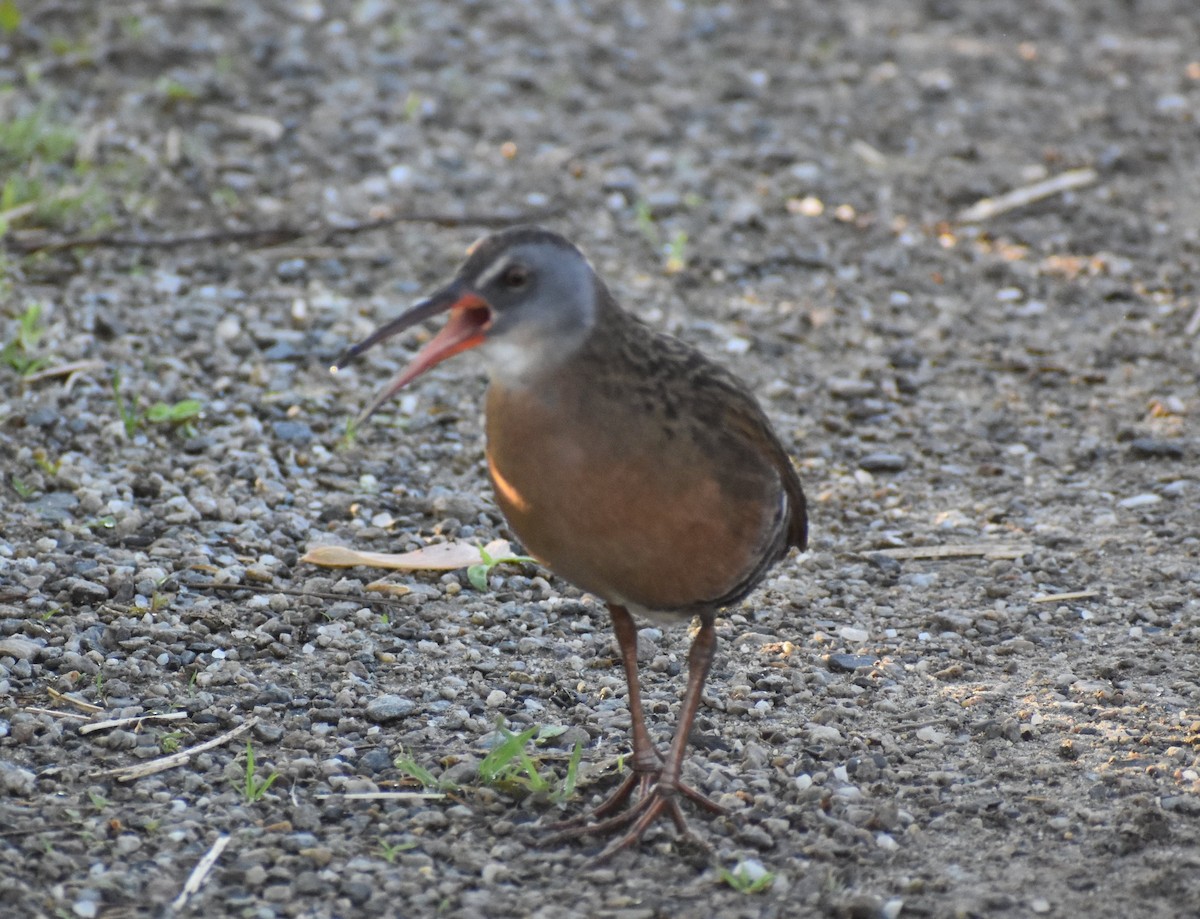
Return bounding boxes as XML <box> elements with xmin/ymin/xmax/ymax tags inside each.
<box><xmin>332</xmin><ymin>284</ymin><xmax>492</xmax><ymax>421</ymax></box>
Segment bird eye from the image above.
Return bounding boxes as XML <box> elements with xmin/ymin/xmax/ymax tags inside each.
<box><xmin>500</xmin><ymin>264</ymin><xmax>529</xmax><ymax>288</ymax></box>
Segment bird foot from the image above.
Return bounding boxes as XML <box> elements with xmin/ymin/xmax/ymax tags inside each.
<box><xmin>546</xmin><ymin>768</ymin><xmax>726</xmax><ymax>863</ymax></box>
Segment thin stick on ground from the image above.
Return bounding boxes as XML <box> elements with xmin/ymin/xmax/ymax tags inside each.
<box><xmin>867</xmin><ymin>543</ymin><xmax>1032</xmax><ymax>560</ymax></box>
<box><xmin>957</xmin><ymin>168</ymin><xmax>1098</xmax><ymax>222</ymax></box>
<box><xmin>91</xmin><ymin>717</ymin><xmax>259</xmax><ymax>782</ymax></box>
<box><xmin>170</xmin><ymin>834</ymin><xmax>230</xmax><ymax>912</ymax></box>
<box><xmin>78</xmin><ymin>710</ymin><xmax>189</xmax><ymax>735</ymax></box>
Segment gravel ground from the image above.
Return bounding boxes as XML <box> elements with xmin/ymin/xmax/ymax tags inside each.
<box><xmin>2</xmin><ymin>2</ymin><xmax>1199</xmax><ymax>917</ymax></box>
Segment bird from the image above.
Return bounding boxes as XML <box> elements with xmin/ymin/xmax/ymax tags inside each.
<box><xmin>333</xmin><ymin>226</ymin><xmax>807</xmax><ymax>861</ymax></box>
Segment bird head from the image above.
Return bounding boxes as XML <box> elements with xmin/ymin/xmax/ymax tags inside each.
<box><xmin>333</xmin><ymin>226</ymin><xmax>599</xmax><ymax>419</ymax></box>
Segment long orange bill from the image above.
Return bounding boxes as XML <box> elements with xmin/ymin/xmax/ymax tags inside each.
<box><xmin>332</xmin><ymin>286</ymin><xmax>492</xmax><ymax>421</ymax></box>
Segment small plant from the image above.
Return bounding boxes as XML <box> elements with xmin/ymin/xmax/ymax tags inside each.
<box><xmin>150</xmin><ymin>591</ymin><xmax>172</xmax><ymax>612</ymax></box>
<box><xmin>478</xmin><ymin>720</ymin><xmax>582</xmax><ymax>802</ymax></box>
<box><xmin>665</xmin><ymin>230</ymin><xmax>689</xmax><ymax>274</ymax></box>
<box><xmin>402</xmin><ymin>90</ymin><xmax>422</xmax><ymax>121</ymax></box>
<box><xmin>87</xmin><ymin>790</ymin><xmax>109</xmax><ymax>810</ymax></box>
<box><xmin>111</xmin><ymin>369</ymin><xmax>203</xmax><ymax>437</ymax></box>
<box><xmin>0</xmin><ymin>1</ymin><xmax>21</xmax><ymax>34</ymax></box>
<box><xmin>32</xmin><ymin>447</ymin><xmax>61</xmax><ymax>475</ymax></box>
<box><xmin>160</xmin><ymin>731</ymin><xmax>184</xmax><ymax>754</ymax></box>
<box><xmin>155</xmin><ymin>77</ymin><xmax>199</xmax><ymax>103</ymax></box>
<box><xmin>393</xmin><ymin>749</ymin><xmax>456</xmax><ymax>792</ymax></box>
<box><xmin>111</xmin><ymin>369</ymin><xmax>140</xmax><ymax>437</ymax></box>
<box><xmin>0</xmin><ymin>104</ymin><xmax>96</xmax><ymax>233</ymax></box>
<box><xmin>633</xmin><ymin>199</ymin><xmax>659</xmax><ymax>248</ymax></box>
<box><xmin>237</xmin><ymin>741</ymin><xmax>280</xmax><ymax>803</ymax></box>
<box><xmin>718</xmin><ymin>860</ymin><xmax>776</xmax><ymax>894</ymax></box>
<box><xmin>1</xmin><ymin>302</ymin><xmax>50</xmax><ymax>376</ymax></box>
<box><xmin>10</xmin><ymin>474</ymin><xmax>34</xmax><ymax>498</ymax></box>
<box><xmin>144</xmin><ymin>398</ymin><xmax>202</xmax><ymax>436</ymax></box>
<box><xmin>376</xmin><ymin>838</ymin><xmax>417</xmax><ymax>863</ymax></box>
<box><xmin>336</xmin><ymin>416</ymin><xmax>359</xmax><ymax>451</ymax></box>
<box><xmin>467</xmin><ymin>544</ymin><xmax>537</xmax><ymax>592</ymax></box>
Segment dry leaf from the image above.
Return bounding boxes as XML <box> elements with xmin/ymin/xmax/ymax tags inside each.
<box><xmin>301</xmin><ymin>539</ymin><xmax>515</xmax><ymax>572</ymax></box>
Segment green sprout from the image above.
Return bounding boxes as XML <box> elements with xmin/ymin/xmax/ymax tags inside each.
<box><xmin>478</xmin><ymin>721</ymin><xmax>582</xmax><ymax>803</ymax></box>
<box><xmin>111</xmin><ymin>369</ymin><xmax>203</xmax><ymax>437</ymax></box>
<box><xmin>237</xmin><ymin>741</ymin><xmax>280</xmax><ymax>803</ymax></box>
<box><xmin>377</xmin><ymin>838</ymin><xmax>418</xmax><ymax>863</ymax></box>
<box><xmin>0</xmin><ymin>1</ymin><xmax>21</xmax><ymax>34</ymax></box>
<box><xmin>393</xmin><ymin>749</ymin><xmax>456</xmax><ymax>792</ymax></box>
<box><xmin>718</xmin><ymin>861</ymin><xmax>776</xmax><ymax>894</ymax></box>
<box><xmin>467</xmin><ymin>544</ymin><xmax>537</xmax><ymax>592</ymax></box>
<box><xmin>665</xmin><ymin>230</ymin><xmax>689</xmax><ymax>274</ymax></box>
<box><xmin>2</xmin><ymin>303</ymin><xmax>50</xmax><ymax>376</ymax></box>
<box><xmin>111</xmin><ymin>369</ymin><xmax>140</xmax><ymax>437</ymax></box>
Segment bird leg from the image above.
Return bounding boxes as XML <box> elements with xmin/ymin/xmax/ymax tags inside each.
<box><xmin>548</xmin><ymin>605</ymin><xmax>660</xmax><ymax>831</ymax></box>
<box><xmin>548</xmin><ymin>606</ymin><xmax>726</xmax><ymax>860</ymax></box>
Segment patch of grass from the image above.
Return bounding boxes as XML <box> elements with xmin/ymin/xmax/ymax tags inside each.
<box><xmin>402</xmin><ymin>90</ymin><xmax>422</xmax><ymax>121</ymax></box>
<box><xmin>111</xmin><ymin>369</ymin><xmax>204</xmax><ymax>437</ymax></box>
<box><xmin>1</xmin><ymin>302</ymin><xmax>50</xmax><ymax>376</ymax></box>
<box><xmin>336</xmin><ymin>416</ymin><xmax>359</xmax><ymax>451</ymax></box>
<box><xmin>633</xmin><ymin>199</ymin><xmax>659</xmax><ymax>247</ymax></box>
<box><xmin>632</xmin><ymin>200</ymin><xmax>689</xmax><ymax>274</ymax></box>
<box><xmin>665</xmin><ymin>230</ymin><xmax>689</xmax><ymax>274</ymax></box>
<box><xmin>111</xmin><ymin>369</ymin><xmax>140</xmax><ymax>437</ymax></box>
<box><xmin>144</xmin><ymin>398</ymin><xmax>202</xmax><ymax>436</ymax></box>
<box><xmin>718</xmin><ymin>861</ymin><xmax>776</xmax><ymax>894</ymax></box>
<box><xmin>478</xmin><ymin>721</ymin><xmax>583</xmax><ymax>803</ymax></box>
<box><xmin>32</xmin><ymin>447</ymin><xmax>61</xmax><ymax>475</ymax></box>
<box><xmin>0</xmin><ymin>1</ymin><xmax>21</xmax><ymax>34</ymax></box>
<box><xmin>237</xmin><ymin>741</ymin><xmax>280</xmax><ymax>803</ymax></box>
<box><xmin>376</xmin><ymin>838</ymin><xmax>417</xmax><ymax>863</ymax></box>
<box><xmin>155</xmin><ymin>76</ymin><xmax>199</xmax><ymax>104</ymax></box>
<box><xmin>0</xmin><ymin>102</ymin><xmax>100</xmax><ymax>233</ymax></box>
<box><xmin>393</xmin><ymin>749</ymin><xmax>456</xmax><ymax>792</ymax></box>
<box><xmin>467</xmin><ymin>544</ymin><xmax>537</xmax><ymax>592</ymax></box>
<box><xmin>396</xmin><ymin>723</ymin><xmax>582</xmax><ymax>803</ymax></box>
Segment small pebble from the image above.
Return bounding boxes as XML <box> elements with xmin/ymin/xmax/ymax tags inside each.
<box><xmin>859</xmin><ymin>452</ymin><xmax>908</xmax><ymax>473</ymax></box>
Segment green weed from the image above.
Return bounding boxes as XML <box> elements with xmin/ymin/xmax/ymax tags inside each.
<box><xmin>718</xmin><ymin>861</ymin><xmax>776</xmax><ymax>894</ymax></box>
<box><xmin>0</xmin><ymin>1</ymin><xmax>20</xmax><ymax>34</ymax></box>
<box><xmin>237</xmin><ymin>741</ymin><xmax>280</xmax><ymax>803</ymax></box>
<box><xmin>1</xmin><ymin>302</ymin><xmax>50</xmax><ymax>375</ymax></box>
<box><xmin>111</xmin><ymin>369</ymin><xmax>203</xmax><ymax>437</ymax></box>
<box><xmin>467</xmin><ymin>543</ymin><xmax>537</xmax><ymax>592</ymax></box>
<box><xmin>377</xmin><ymin>838</ymin><xmax>417</xmax><ymax>863</ymax></box>
<box><xmin>479</xmin><ymin>721</ymin><xmax>582</xmax><ymax>803</ymax></box>
<box><xmin>393</xmin><ymin>749</ymin><xmax>456</xmax><ymax>792</ymax></box>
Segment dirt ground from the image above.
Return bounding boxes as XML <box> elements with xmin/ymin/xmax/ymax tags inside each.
<box><xmin>2</xmin><ymin>1</ymin><xmax>1198</xmax><ymax>917</ymax></box>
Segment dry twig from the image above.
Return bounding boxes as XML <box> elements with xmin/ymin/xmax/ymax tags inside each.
<box><xmin>868</xmin><ymin>544</ymin><xmax>1032</xmax><ymax>561</ymax></box>
<box><xmin>170</xmin><ymin>834</ymin><xmax>230</xmax><ymax>912</ymax></box>
<box><xmin>91</xmin><ymin>717</ymin><xmax>258</xmax><ymax>782</ymax></box>
<box><xmin>957</xmin><ymin>168</ymin><xmax>1098</xmax><ymax>222</ymax></box>
<box><xmin>78</xmin><ymin>710</ymin><xmax>189</xmax><ymax>735</ymax></box>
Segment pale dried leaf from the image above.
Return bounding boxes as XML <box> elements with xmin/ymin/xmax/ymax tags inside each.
<box><xmin>301</xmin><ymin>539</ymin><xmax>514</xmax><ymax>571</ymax></box>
